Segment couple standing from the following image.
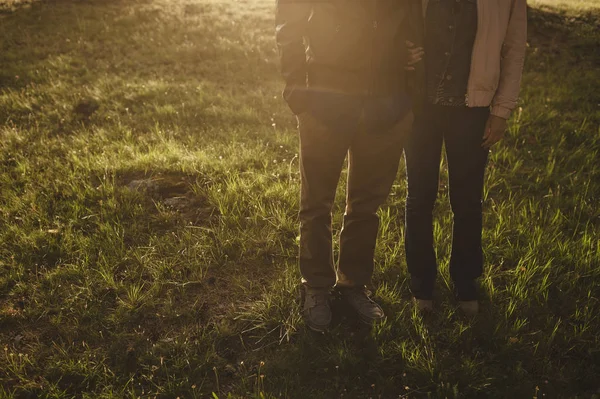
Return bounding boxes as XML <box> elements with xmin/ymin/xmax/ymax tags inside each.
<box><xmin>276</xmin><ymin>0</ymin><xmax>527</xmax><ymax>332</ymax></box>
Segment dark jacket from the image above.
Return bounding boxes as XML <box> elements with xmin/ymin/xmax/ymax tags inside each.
<box><xmin>276</xmin><ymin>0</ymin><xmax>425</xmax><ymax>115</ymax></box>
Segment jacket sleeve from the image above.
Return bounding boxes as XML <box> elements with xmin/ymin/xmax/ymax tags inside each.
<box><xmin>490</xmin><ymin>0</ymin><xmax>527</xmax><ymax>119</ymax></box>
<box><xmin>276</xmin><ymin>0</ymin><xmax>312</xmax><ymax>113</ymax></box>
<box><xmin>276</xmin><ymin>0</ymin><xmax>311</xmax><ymax>85</ymax></box>
<box><xmin>405</xmin><ymin>0</ymin><xmax>426</xmax><ymax>110</ymax></box>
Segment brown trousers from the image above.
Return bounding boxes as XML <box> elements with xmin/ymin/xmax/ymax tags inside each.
<box><xmin>298</xmin><ymin>111</ymin><xmax>413</xmax><ymax>288</ymax></box>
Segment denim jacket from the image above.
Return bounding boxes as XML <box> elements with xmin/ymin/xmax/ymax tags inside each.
<box><xmin>425</xmin><ymin>0</ymin><xmax>478</xmax><ymax>106</ymax></box>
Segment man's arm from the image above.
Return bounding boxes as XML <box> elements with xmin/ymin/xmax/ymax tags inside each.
<box><xmin>275</xmin><ymin>0</ymin><xmax>312</xmax><ymax>114</ymax></box>
<box><xmin>490</xmin><ymin>0</ymin><xmax>527</xmax><ymax>120</ymax></box>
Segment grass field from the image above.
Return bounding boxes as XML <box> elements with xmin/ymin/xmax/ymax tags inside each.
<box><xmin>1</xmin><ymin>0</ymin><xmax>599</xmax><ymax>398</ymax></box>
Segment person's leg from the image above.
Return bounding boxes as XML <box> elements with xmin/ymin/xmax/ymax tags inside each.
<box><xmin>336</xmin><ymin>111</ymin><xmax>413</xmax><ymax>323</ymax></box>
<box><xmin>298</xmin><ymin>112</ymin><xmax>354</xmax><ymax>331</ymax></box>
<box><xmin>404</xmin><ymin>104</ymin><xmax>445</xmax><ymax>300</ymax></box>
<box><xmin>443</xmin><ymin>106</ymin><xmax>490</xmax><ymax>301</ymax></box>
<box><xmin>298</xmin><ymin>112</ymin><xmax>353</xmax><ymax>289</ymax></box>
<box><xmin>337</xmin><ymin>112</ymin><xmax>413</xmax><ymax>287</ymax></box>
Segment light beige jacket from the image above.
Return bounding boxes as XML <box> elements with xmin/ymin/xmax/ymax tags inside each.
<box><xmin>422</xmin><ymin>0</ymin><xmax>528</xmax><ymax>119</ymax></box>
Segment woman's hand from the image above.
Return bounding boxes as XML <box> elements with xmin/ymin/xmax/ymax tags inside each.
<box><xmin>482</xmin><ymin>114</ymin><xmax>508</xmax><ymax>148</ymax></box>
<box><xmin>405</xmin><ymin>40</ymin><xmax>424</xmax><ymax>71</ymax></box>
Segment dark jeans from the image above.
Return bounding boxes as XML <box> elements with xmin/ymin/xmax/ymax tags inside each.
<box><xmin>298</xmin><ymin>111</ymin><xmax>413</xmax><ymax>289</ymax></box>
<box><xmin>404</xmin><ymin>104</ymin><xmax>489</xmax><ymax>300</ymax></box>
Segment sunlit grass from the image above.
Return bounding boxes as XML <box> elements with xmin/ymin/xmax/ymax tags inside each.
<box><xmin>0</xmin><ymin>0</ymin><xmax>599</xmax><ymax>398</ymax></box>
<box><xmin>531</xmin><ymin>0</ymin><xmax>600</xmax><ymax>11</ymax></box>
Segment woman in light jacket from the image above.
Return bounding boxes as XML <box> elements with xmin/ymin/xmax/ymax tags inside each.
<box><xmin>405</xmin><ymin>0</ymin><xmax>527</xmax><ymax>315</ymax></box>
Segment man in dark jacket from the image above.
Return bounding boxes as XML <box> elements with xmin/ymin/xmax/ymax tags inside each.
<box><xmin>276</xmin><ymin>0</ymin><xmax>424</xmax><ymax>332</ymax></box>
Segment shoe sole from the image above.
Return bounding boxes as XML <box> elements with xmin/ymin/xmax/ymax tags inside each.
<box><xmin>306</xmin><ymin>321</ymin><xmax>330</xmax><ymax>333</ymax></box>
<box><xmin>302</xmin><ymin>309</ymin><xmax>332</xmax><ymax>332</ymax></box>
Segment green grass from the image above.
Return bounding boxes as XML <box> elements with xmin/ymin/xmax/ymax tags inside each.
<box><xmin>0</xmin><ymin>0</ymin><xmax>599</xmax><ymax>398</ymax></box>
<box><xmin>530</xmin><ymin>0</ymin><xmax>600</xmax><ymax>12</ymax></box>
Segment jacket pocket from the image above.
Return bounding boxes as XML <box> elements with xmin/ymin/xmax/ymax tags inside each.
<box><xmin>283</xmin><ymin>84</ymin><xmax>310</xmax><ymax>115</ymax></box>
